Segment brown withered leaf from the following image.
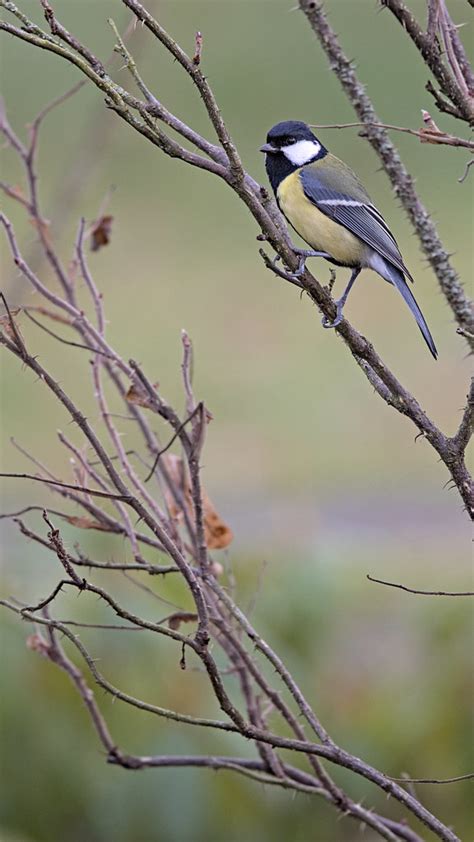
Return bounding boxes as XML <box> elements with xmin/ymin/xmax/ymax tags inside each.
<box><xmin>90</xmin><ymin>215</ymin><xmax>114</xmax><ymax>252</ymax></box>
<box><xmin>167</xmin><ymin>611</ymin><xmax>198</xmax><ymax>631</ymax></box>
<box><xmin>202</xmin><ymin>489</ymin><xmax>233</xmax><ymax>550</ymax></box>
<box><xmin>65</xmin><ymin>515</ymin><xmax>115</xmax><ymax>532</ymax></box>
<box><xmin>161</xmin><ymin>454</ymin><xmax>233</xmax><ymax>551</ymax></box>
<box><xmin>125</xmin><ymin>383</ymin><xmax>159</xmax><ymax>410</ymax></box>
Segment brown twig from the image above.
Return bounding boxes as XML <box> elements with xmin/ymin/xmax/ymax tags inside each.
<box><xmin>379</xmin><ymin>0</ymin><xmax>474</xmax><ymax>124</ymax></box>
<box><xmin>310</xmin><ymin>119</ymin><xmax>474</xmax><ymax>150</ymax></box>
<box><xmin>23</xmin><ymin>308</ymin><xmax>116</xmax><ymax>358</ymax></box>
<box><xmin>390</xmin><ymin>772</ymin><xmax>474</xmax><ymax>784</ymax></box>
<box><xmin>0</xmin><ymin>472</ymin><xmax>133</xmax><ymax>501</ymax></box>
<box><xmin>458</xmin><ymin>158</ymin><xmax>474</xmax><ymax>183</ymax></box>
<box><xmin>367</xmin><ymin>574</ymin><xmax>474</xmax><ymax>596</ymax></box>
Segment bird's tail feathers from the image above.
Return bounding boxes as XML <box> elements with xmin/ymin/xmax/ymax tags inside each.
<box><xmin>378</xmin><ymin>259</ymin><xmax>438</xmax><ymax>359</ymax></box>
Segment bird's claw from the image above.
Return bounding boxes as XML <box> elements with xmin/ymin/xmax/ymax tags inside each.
<box><xmin>290</xmin><ymin>249</ymin><xmax>332</xmax><ymax>279</ymax></box>
<box><xmin>268</xmin><ymin>253</ymin><xmax>305</xmax><ymax>284</ymax></box>
<box><xmin>277</xmin><ymin>254</ymin><xmax>306</xmax><ymax>277</ymax></box>
<box><xmin>290</xmin><ymin>256</ymin><xmax>307</xmax><ymax>279</ymax></box>
<box><xmin>322</xmin><ymin>302</ymin><xmax>343</xmax><ymax>329</ymax></box>
<box><xmin>268</xmin><ymin>248</ymin><xmax>330</xmax><ymax>281</ymax></box>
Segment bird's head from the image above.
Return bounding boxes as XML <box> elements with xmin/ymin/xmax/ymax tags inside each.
<box><xmin>260</xmin><ymin>121</ymin><xmax>326</xmax><ymax>167</ymax></box>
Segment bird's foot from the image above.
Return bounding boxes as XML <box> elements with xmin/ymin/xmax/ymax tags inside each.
<box><xmin>276</xmin><ymin>252</ymin><xmax>308</xmax><ymax>279</ymax></box>
<box><xmin>289</xmin><ymin>248</ymin><xmax>332</xmax><ymax>280</ymax></box>
<box><xmin>261</xmin><ymin>252</ymin><xmax>304</xmax><ymax>287</ymax></box>
<box><xmin>322</xmin><ymin>301</ymin><xmax>344</xmax><ymax>329</ymax></box>
<box><xmin>290</xmin><ymin>255</ymin><xmax>308</xmax><ymax>279</ymax></box>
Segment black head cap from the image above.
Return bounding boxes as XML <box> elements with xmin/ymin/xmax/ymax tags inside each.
<box><xmin>266</xmin><ymin>120</ymin><xmax>317</xmax><ymax>147</ymax></box>
<box><xmin>260</xmin><ymin>120</ymin><xmax>327</xmax><ymax>192</ymax></box>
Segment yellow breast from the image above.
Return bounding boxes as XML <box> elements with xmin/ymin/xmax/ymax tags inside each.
<box><xmin>277</xmin><ymin>170</ymin><xmax>363</xmax><ymax>266</ymax></box>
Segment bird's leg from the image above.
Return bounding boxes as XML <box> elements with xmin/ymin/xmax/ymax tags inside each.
<box><xmin>261</xmin><ymin>247</ymin><xmax>330</xmax><ymax>286</ymax></box>
<box><xmin>292</xmin><ymin>247</ymin><xmax>332</xmax><ymax>259</ymax></box>
<box><xmin>291</xmin><ymin>248</ymin><xmax>332</xmax><ymax>277</ymax></box>
<box><xmin>322</xmin><ymin>267</ymin><xmax>361</xmax><ymax>328</ymax></box>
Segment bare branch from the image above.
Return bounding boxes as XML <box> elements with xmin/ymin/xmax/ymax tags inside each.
<box><xmin>379</xmin><ymin>0</ymin><xmax>474</xmax><ymax>124</ymax></box>
<box><xmin>310</xmin><ymin>119</ymin><xmax>474</xmax><ymax>150</ymax></box>
<box><xmin>23</xmin><ymin>308</ymin><xmax>116</xmax><ymax>358</ymax></box>
<box><xmin>0</xmin><ymin>472</ymin><xmax>133</xmax><ymax>502</ymax></box>
<box><xmin>451</xmin><ymin>377</ymin><xmax>474</xmax><ymax>455</ymax></box>
<box><xmin>458</xmin><ymin>158</ymin><xmax>474</xmax><ymax>183</ymax></box>
<box><xmin>121</xmin><ymin>0</ymin><xmax>244</xmax><ymax>182</ymax></box>
<box><xmin>390</xmin><ymin>772</ymin><xmax>474</xmax><ymax>784</ymax></box>
<box><xmin>367</xmin><ymin>575</ymin><xmax>474</xmax><ymax>596</ymax></box>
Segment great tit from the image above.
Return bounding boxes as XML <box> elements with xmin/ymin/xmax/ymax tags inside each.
<box><xmin>260</xmin><ymin>120</ymin><xmax>437</xmax><ymax>359</ymax></box>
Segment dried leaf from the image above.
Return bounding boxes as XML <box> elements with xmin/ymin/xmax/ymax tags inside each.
<box><xmin>419</xmin><ymin>129</ymin><xmax>449</xmax><ymax>145</ymax></box>
<box><xmin>202</xmin><ymin>490</ymin><xmax>233</xmax><ymax>549</ymax></box>
<box><xmin>90</xmin><ymin>214</ymin><xmax>114</xmax><ymax>252</ymax></box>
<box><xmin>161</xmin><ymin>454</ymin><xmax>233</xmax><ymax>550</ymax></box>
<box><xmin>65</xmin><ymin>515</ymin><xmax>115</xmax><ymax>532</ymax></box>
<box><xmin>126</xmin><ymin>383</ymin><xmax>158</xmax><ymax>410</ymax></box>
<box><xmin>167</xmin><ymin>611</ymin><xmax>198</xmax><ymax>631</ymax></box>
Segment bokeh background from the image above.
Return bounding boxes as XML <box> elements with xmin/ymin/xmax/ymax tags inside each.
<box><xmin>1</xmin><ymin>1</ymin><xmax>472</xmax><ymax>840</ymax></box>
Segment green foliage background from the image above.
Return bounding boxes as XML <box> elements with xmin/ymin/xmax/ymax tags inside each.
<box><xmin>0</xmin><ymin>1</ymin><xmax>472</xmax><ymax>840</ymax></box>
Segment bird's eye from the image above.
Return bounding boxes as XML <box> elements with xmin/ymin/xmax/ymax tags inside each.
<box><xmin>286</xmin><ymin>137</ymin><xmax>296</xmax><ymax>145</ymax></box>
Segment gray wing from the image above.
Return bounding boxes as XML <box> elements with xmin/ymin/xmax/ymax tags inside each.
<box><xmin>300</xmin><ymin>166</ymin><xmax>413</xmax><ymax>282</ymax></box>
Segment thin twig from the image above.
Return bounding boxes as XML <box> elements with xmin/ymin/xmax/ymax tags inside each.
<box><xmin>0</xmin><ymin>472</ymin><xmax>133</xmax><ymax>501</ymax></box>
<box><xmin>310</xmin><ymin>120</ymin><xmax>474</xmax><ymax>150</ymax></box>
<box><xmin>367</xmin><ymin>574</ymin><xmax>474</xmax><ymax>596</ymax></box>
<box><xmin>390</xmin><ymin>772</ymin><xmax>474</xmax><ymax>784</ymax></box>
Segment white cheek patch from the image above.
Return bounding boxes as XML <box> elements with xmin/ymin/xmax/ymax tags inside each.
<box><xmin>282</xmin><ymin>139</ymin><xmax>321</xmax><ymax>166</ymax></box>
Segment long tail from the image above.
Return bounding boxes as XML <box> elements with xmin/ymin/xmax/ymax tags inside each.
<box><xmin>378</xmin><ymin>260</ymin><xmax>438</xmax><ymax>360</ymax></box>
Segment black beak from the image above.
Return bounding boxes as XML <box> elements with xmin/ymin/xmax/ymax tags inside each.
<box><xmin>259</xmin><ymin>143</ymin><xmax>278</xmax><ymax>154</ymax></box>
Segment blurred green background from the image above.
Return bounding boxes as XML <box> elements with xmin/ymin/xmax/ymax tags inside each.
<box><xmin>1</xmin><ymin>1</ymin><xmax>472</xmax><ymax>840</ymax></box>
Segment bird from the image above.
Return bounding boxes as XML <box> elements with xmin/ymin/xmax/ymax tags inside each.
<box><xmin>260</xmin><ymin>120</ymin><xmax>437</xmax><ymax>359</ymax></box>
